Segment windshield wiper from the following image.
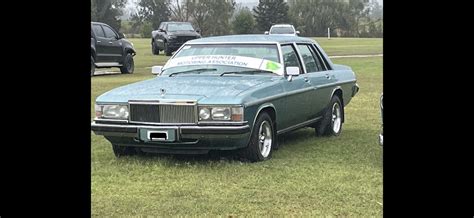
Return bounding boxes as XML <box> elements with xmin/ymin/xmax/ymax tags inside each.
<box><xmin>168</xmin><ymin>68</ymin><xmax>217</xmax><ymax>77</ymax></box>
<box><xmin>220</xmin><ymin>70</ymin><xmax>273</xmax><ymax>77</ymax></box>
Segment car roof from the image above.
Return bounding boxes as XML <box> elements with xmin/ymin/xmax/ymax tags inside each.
<box><xmin>187</xmin><ymin>34</ymin><xmax>314</xmax><ymax>44</ymax></box>
<box><xmin>162</xmin><ymin>22</ymin><xmax>192</xmax><ymax>24</ymax></box>
<box><xmin>271</xmin><ymin>24</ymin><xmax>294</xmax><ymax>27</ymax></box>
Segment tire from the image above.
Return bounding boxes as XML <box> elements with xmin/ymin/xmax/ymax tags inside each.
<box><xmin>91</xmin><ymin>55</ymin><xmax>95</xmax><ymax>76</ymax></box>
<box><xmin>164</xmin><ymin>42</ymin><xmax>172</xmax><ymax>56</ymax></box>
<box><xmin>112</xmin><ymin>144</ymin><xmax>136</xmax><ymax>157</ymax></box>
<box><xmin>120</xmin><ymin>53</ymin><xmax>134</xmax><ymax>74</ymax></box>
<box><xmin>152</xmin><ymin>41</ymin><xmax>159</xmax><ymax>55</ymax></box>
<box><xmin>315</xmin><ymin>95</ymin><xmax>343</xmax><ymax>136</ymax></box>
<box><xmin>240</xmin><ymin>112</ymin><xmax>275</xmax><ymax>162</ymax></box>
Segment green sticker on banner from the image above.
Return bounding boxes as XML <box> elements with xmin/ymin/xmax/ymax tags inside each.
<box><xmin>266</xmin><ymin>61</ymin><xmax>281</xmax><ymax>71</ymax></box>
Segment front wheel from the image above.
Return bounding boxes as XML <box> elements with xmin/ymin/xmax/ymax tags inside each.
<box><xmin>120</xmin><ymin>53</ymin><xmax>134</xmax><ymax>74</ymax></box>
<box><xmin>240</xmin><ymin>112</ymin><xmax>275</xmax><ymax>162</ymax></box>
<box><xmin>164</xmin><ymin>42</ymin><xmax>172</xmax><ymax>56</ymax></box>
<box><xmin>315</xmin><ymin>95</ymin><xmax>343</xmax><ymax>136</ymax></box>
<box><xmin>152</xmin><ymin>41</ymin><xmax>159</xmax><ymax>55</ymax></box>
<box><xmin>91</xmin><ymin>55</ymin><xmax>95</xmax><ymax>76</ymax></box>
<box><xmin>112</xmin><ymin>144</ymin><xmax>136</xmax><ymax>157</ymax></box>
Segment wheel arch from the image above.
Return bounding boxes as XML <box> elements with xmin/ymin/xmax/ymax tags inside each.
<box><xmin>330</xmin><ymin>87</ymin><xmax>345</xmax><ymax>123</ymax></box>
<box><xmin>250</xmin><ymin>103</ymin><xmax>277</xmax><ymax>136</ymax></box>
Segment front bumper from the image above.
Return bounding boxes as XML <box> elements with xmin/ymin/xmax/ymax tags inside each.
<box><xmin>91</xmin><ymin>121</ymin><xmax>251</xmax><ymax>151</ymax></box>
<box><xmin>352</xmin><ymin>83</ymin><xmax>360</xmax><ymax>97</ymax></box>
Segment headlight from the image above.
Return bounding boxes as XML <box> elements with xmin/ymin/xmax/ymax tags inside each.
<box><xmin>211</xmin><ymin>107</ymin><xmax>231</xmax><ymax>120</ymax></box>
<box><xmin>198</xmin><ymin>106</ymin><xmax>243</xmax><ymax>122</ymax></box>
<box><xmin>199</xmin><ymin>108</ymin><xmax>211</xmax><ymax>120</ymax></box>
<box><xmin>95</xmin><ymin>104</ymin><xmax>129</xmax><ymax>120</ymax></box>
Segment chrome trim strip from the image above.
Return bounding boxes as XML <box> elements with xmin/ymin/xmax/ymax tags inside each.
<box><xmin>128</xmin><ymin>121</ymin><xmax>196</xmax><ymax>126</ymax></box>
<box><xmin>186</xmin><ymin>42</ymin><xmax>280</xmax><ymax>45</ymax></box>
<box><xmin>250</xmin><ymin>103</ymin><xmax>277</xmax><ymax>136</ymax></box>
<box><xmin>91</xmin><ymin>122</ymin><xmax>249</xmax><ymax>132</ymax></box>
<box><xmin>94</xmin><ymin>118</ymin><xmax>128</xmax><ymax>124</ymax></box>
<box><xmin>293</xmin><ymin>42</ymin><xmax>308</xmax><ymax>74</ymax></box>
<box><xmin>128</xmin><ymin>100</ymin><xmax>197</xmax><ymax>105</ymax></box>
<box><xmin>277</xmin><ymin>117</ymin><xmax>322</xmax><ymax>135</ymax></box>
<box><xmin>198</xmin><ymin>121</ymin><xmax>248</xmax><ymax>125</ymax></box>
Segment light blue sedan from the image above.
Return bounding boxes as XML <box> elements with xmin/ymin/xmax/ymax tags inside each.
<box><xmin>91</xmin><ymin>35</ymin><xmax>359</xmax><ymax>162</ymax></box>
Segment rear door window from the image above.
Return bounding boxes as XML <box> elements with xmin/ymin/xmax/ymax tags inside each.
<box><xmin>92</xmin><ymin>24</ymin><xmax>105</xmax><ymax>38</ymax></box>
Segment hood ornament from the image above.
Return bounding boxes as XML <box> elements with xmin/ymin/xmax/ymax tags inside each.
<box><xmin>160</xmin><ymin>88</ymin><xmax>166</xmax><ymax>97</ymax></box>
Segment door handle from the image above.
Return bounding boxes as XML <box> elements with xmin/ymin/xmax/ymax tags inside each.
<box><xmin>325</xmin><ymin>74</ymin><xmax>330</xmax><ymax>79</ymax></box>
<box><xmin>108</xmin><ymin>41</ymin><xmax>113</xmax><ymax>44</ymax></box>
<box><xmin>97</xmin><ymin>40</ymin><xmax>101</xmax><ymax>43</ymax></box>
<box><xmin>304</xmin><ymin>77</ymin><xmax>310</xmax><ymax>83</ymax></box>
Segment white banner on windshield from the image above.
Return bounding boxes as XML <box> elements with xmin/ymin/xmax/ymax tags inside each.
<box><xmin>162</xmin><ymin>55</ymin><xmax>284</xmax><ymax>75</ymax></box>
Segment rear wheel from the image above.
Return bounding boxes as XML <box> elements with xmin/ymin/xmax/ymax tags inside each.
<box><xmin>112</xmin><ymin>144</ymin><xmax>136</xmax><ymax>157</ymax></box>
<box><xmin>164</xmin><ymin>42</ymin><xmax>172</xmax><ymax>56</ymax></box>
<box><xmin>240</xmin><ymin>112</ymin><xmax>274</xmax><ymax>162</ymax></box>
<box><xmin>315</xmin><ymin>95</ymin><xmax>343</xmax><ymax>136</ymax></box>
<box><xmin>120</xmin><ymin>53</ymin><xmax>134</xmax><ymax>74</ymax></box>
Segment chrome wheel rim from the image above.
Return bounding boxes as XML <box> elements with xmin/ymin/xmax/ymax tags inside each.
<box><xmin>258</xmin><ymin>120</ymin><xmax>272</xmax><ymax>158</ymax></box>
<box><xmin>332</xmin><ymin>102</ymin><xmax>341</xmax><ymax>133</ymax></box>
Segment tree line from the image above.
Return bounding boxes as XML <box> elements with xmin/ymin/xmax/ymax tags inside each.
<box><xmin>91</xmin><ymin>0</ymin><xmax>383</xmax><ymax>38</ymax></box>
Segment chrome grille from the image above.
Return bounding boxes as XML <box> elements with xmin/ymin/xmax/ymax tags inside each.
<box><xmin>129</xmin><ymin>102</ymin><xmax>196</xmax><ymax>124</ymax></box>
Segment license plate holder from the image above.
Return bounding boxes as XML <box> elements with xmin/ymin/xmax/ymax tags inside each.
<box><xmin>139</xmin><ymin>128</ymin><xmax>177</xmax><ymax>142</ymax></box>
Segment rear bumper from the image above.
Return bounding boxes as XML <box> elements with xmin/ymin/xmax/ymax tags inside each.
<box><xmin>91</xmin><ymin>122</ymin><xmax>251</xmax><ymax>151</ymax></box>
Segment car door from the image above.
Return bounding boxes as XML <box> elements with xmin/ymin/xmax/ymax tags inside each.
<box><xmin>279</xmin><ymin>44</ymin><xmax>314</xmax><ymax>130</ymax></box>
<box><xmin>92</xmin><ymin>24</ymin><xmax>109</xmax><ymax>62</ymax></box>
<box><xmin>101</xmin><ymin>25</ymin><xmax>124</xmax><ymax>63</ymax></box>
<box><xmin>157</xmin><ymin>23</ymin><xmax>167</xmax><ymax>48</ymax></box>
<box><xmin>296</xmin><ymin>44</ymin><xmax>333</xmax><ymax>117</ymax></box>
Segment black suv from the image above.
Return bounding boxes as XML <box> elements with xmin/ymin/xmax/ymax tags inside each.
<box><xmin>151</xmin><ymin>22</ymin><xmax>201</xmax><ymax>56</ymax></box>
<box><xmin>91</xmin><ymin>22</ymin><xmax>136</xmax><ymax>76</ymax></box>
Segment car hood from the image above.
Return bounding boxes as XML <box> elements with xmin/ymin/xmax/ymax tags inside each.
<box><xmin>96</xmin><ymin>75</ymin><xmax>274</xmax><ymax>103</ymax></box>
<box><xmin>168</xmin><ymin>31</ymin><xmax>200</xmax><ymax>37</ymax></box>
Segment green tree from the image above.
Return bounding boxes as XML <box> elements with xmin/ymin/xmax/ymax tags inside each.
<box><xmin>288</xmin><ymin>0</ymin><xmax>370</xmax><ymax>37</ymax></box>
<box><xmin>253</xmin><ymin>0</ymin><xmax>289</xmax><ymax>32</ymax></box>
<box><xmin>141</xmin><ymin>22</ymin><xmax>153</xmax><ymax>38</ymax></box>
<box><xmin>134</xmin><ymin>0</ymin><xmax>171</xmax><ymax>30</ymax></box>
<box><xmin>232</xmin><ymin>8</ymin><xmax>255</xmax><ymax>34</ymax></box>
<box><xmin>187</xmin><ymin>0</ymin><xmax>235</xmax><ymax>36</ymax></box>
<box><xmin>91</xmin><ymin>0</ymin><xmax>127</xmax><ymax>31</ymax></box>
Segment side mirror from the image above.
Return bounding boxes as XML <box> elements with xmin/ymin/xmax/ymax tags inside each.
<box><xmin>264</xmin><ymin>31</ymin><xmax>269</xmax><ymax>35</ymax></box>
<box><xmin>117</xmin><ymin>32</ymin><xmax>125</xmax><ymax>39</ymax></box>
<box><xmin>152</xmin><ymin>66</ymin><xmax>163</xmax><ymax>75</ymax></box>
<box><xmin>196</xmin><ymin>29</ymin><xmax>201</xmax><ymax>33</ymax></box>
<box><xmin>159</xmin><ymin>29</ymin><xmax>165</xmax><ymax>33</ymax></box>
<box><xmin>295</xmin><ymin>31</ymin><xmax>300</xmax><ymax>35</ymax></box>
<box><xmin>286</xmin><ymin>66</ymin><xmax>300</xmax><ymax>82</ymax></box>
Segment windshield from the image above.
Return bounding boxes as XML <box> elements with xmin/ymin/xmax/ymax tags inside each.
<box><xmin>175</xmin><ymin>44</ymin><xmax>279</xmax><ymax>62</ymax></box>
<box><xmin>162</xmin><ymin>44</ymin><xmax>283</xmax><ymax>76</ymax></box>
<box><xmin>270</xmin><ymin>27</ymin><xmax>295</xmax><ymax>34</ymax></box>
<box><xmin>168</xmin><ymin>23</ymin><xmax>195</xmax><ymax>32</ymax></box>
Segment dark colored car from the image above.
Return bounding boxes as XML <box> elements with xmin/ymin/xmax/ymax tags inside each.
<box><xmin>379</xmin><ymin>93</ymin><xmax>383</xmax><ymax>145</ymax></box>
<box><xmin>151</xmin><ymin>22</ymin><xmax>201</xmax><ymax>56</ymax></box>
<box><xmin>91</xmin><ymin>22</ymin><xmax>136</xmax><ymax>76</ymax></box>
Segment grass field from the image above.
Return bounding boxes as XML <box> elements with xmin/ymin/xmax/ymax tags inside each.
<box><xmin>91</xmin><ymin>37</ymin><xmax>383</xmax><ymax>216</ymax></box>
